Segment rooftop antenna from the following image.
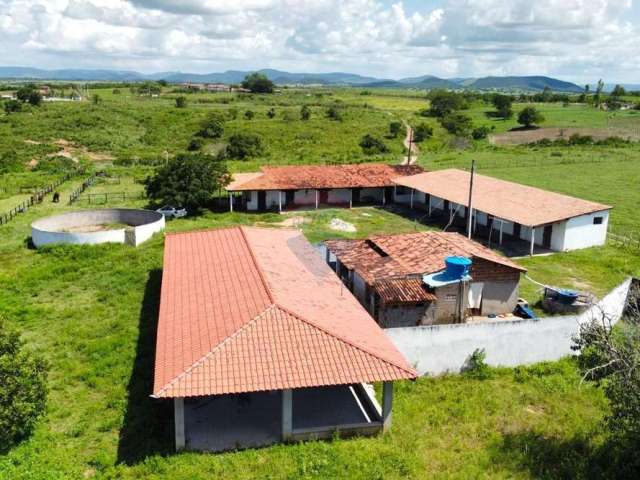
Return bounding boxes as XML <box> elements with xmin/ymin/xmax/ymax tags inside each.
<box><xmin>466</xmin><ymin>160</ymin><xmax>475</xmax><ymax>239</ymax></box>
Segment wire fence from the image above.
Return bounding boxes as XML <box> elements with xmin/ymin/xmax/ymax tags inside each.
<box><xmin>83</xmin><ymin>191</ymin><xmax>145</xmax><ymax>204</ymax></box>
<box><xmin>609</xmin><ymin>230</ymin><xmax>640</xmax><ymax>250</ymax></box>
<box><xmin>68</xmin><ymin>172</ymin><xmax>103</xmax><ymax>204</ymax></box>
<box><xmin>0</xmin><ymin>174</ymin><xmax>72</xmax><ymax>226</ymax></box>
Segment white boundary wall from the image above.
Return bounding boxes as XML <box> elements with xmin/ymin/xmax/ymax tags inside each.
<box><xmin>386</xmin><ymin>278</ymin><xmax>632</xmax><ymax>375</ymax></box>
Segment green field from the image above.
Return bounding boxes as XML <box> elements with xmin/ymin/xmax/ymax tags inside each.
<box><xmin>1</xmin><ymin>86</ymin><xmax>639</xmax><ymax>478</ymax></box>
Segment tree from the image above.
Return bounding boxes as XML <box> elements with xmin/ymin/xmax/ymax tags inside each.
<box><xmin>412</xmin><ymin>123</ymin><xmax>433</xmax><ymax>142</ymax></box>
<box><xmin>439</xmin><ymin>113</ymin><xmax>473</xmax><ymax>137</ymax></box>
<box><xmin>241</xmin><ymin>73</ymin><xmax>274</xmax><ymax>93</ymax></box>
<box><xmin>300</xmin><ymin>105</ymin><xmax>311</xmax><ymax>120</ymax></box>
<box><xmin>517</xmin><ymin>107</ymin><xmax>545</xmax><ymax>128</ymax></box>
<box><xmin>594</xmin><ymin>79</ymin><xmax>605</xmax><ymax>107</ymax></box>
<box><xmin>472</xmin><ymin>125</ymin><xmax>490</xmax><ymax>140</ymax></box>
<box><xmin>244</xmin><ymin>110</ymin><xmax>255</xmax><ymax>120</ymax></box>
<box><xmin>175</xmin><ymin>96</ymin><xmax>187</xmax><ymax>108</ymax></box>
<box><xmin>573</xmin><ymin>286</ymin><xmax>640</xmax><ymax>472</ymax></box>
<box><xmin>145</xmin><ymin>153</ymin><xmax>230</xmax><ymax>210</ymax></box>
<box><xmin>388</xmin><ymin>121</ymin><xmax>402</xmax><ymax>138</ymax></box>
<box><xmin>359</xmin><ymin>134</ymin><xmax>390</xmax><ymax>154</ymax></box>
<box><xmin>197</xmin><ymin>112</ymin><xmax>225</xmax><ymax>138</ymax></box>
<box><xmin>0</xmin><ymin>319</ymin><xmax>48</xmax><ymax>451</ymax></box>
<box><xmin>611</xmin><ymin>84</ymin><xmax>626</xmax><ymax>98</ymax></box>
<box><xmin>157</xmin><ymin>79</ymin><xmax>168</xmax><ymax>87</ymax></box>
<box><xmin>4</xmin><ymin>99</ymin><xmax>22</xmax><ymax>114</ymax></box>
<box><xmin>266</xmin><ymin>108</ymin><xmax>276</xmax><ymax>119</ymax></box>
<box><xmin>427</xmin><ymin>90</ymin><xmax>466</xmax><ymax>117</ymax></box>
<box><xmin>325</xmin><ymin>105</ymin><xmax>342</xmax><ymax>121</ymax></box>
<box><xmin>492</xmin><ymin>94</ymin><xmax>513</xmax><ymax>119</ymax></box>
<box><xmin>16</xmin><ymin>85</ymin><xmax>42</xmax><ymax>106</ymax></box>
<box><xmin>225</xmin><ymin>133</ymin><xmax>264</xmax><ymax>160</ymax></box>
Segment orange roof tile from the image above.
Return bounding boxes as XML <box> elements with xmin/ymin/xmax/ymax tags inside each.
<box><xmin>226</xmin><ymin>163</ymin><xmax>423</xmax><ymax>191</ymax></box>
<box><xmin>374</xmin><ymin>278</ymin><xmax>437</xmax><ymax>305</ymax></box>
<box><xmin>153</xmin><ymin>226</ymin><xmax>416</xmax><ymax>398</ymax></box>
<box><xmin>394</xmin><ymin>169</ymin><xmax>611</xmax><ymax>227</ymax></box>
<box><xmin>326</xmin><ymin>231</ymin><xmax>525</xmax><ymax>285</ymax></box>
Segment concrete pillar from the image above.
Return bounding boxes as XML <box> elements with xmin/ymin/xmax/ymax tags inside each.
<box><xmin>382</xmin><ymin>188</ymin><xmax>386</xmax><ymax>206</ymax></box>
<box><xmin>278</xmin><ymin>190</ymin><xmax>282</xmax><ymax>213</ymax></box>
<box><xmin>499</xmin><ymin>220</ymin><xmax>504</xmax><ymax>245</ymax></box>
<box><xmin>335</xmin><ymin>258</ymin><xmax>340</xmax><ymax>274</ymax></box>
<box><xmin>315</xmin><ymin>190</ymin><xmax>319</xmax><ymax>209</ymax></box>
<box><xmin>410</xmin><ymin>189</ymin><xmax>414</xmax><ymax>209</ymax></box>
<box><xmin>229</xmin><ymin>193</ymin><xmax>233</xmax><ymax>212</ymax></box>
<box><xmin>382</xmin><ymin>382</ymin><xmax>393</xmax><ymax>432</ymax></box>
<box><xmin>350</xmin><ymin>188</ymin><xmax>353</xmax><ymax>209</ymax></box>
<box><xmin>282</xmin><ymin>389</ymin><xmax>293</xmax><ymax>441</ymax></box>
<box><xmin>428</xmin><ymin>195</ymin><xmax>432</xmax><ymax>217</ymax></box>
<box><xmin>530</xmin><ymin>227</ymin><xmax>536</xmax><ymax>256</ymax></box>
<box><xmin>174</xmin><ymin>397</ymin><xmax>185</xmax><ymax>451</ymax></box>
<box><xmin>325</xmin><ymin>246</ymin><xmax>330</xmax><ymax>264</ymax></box>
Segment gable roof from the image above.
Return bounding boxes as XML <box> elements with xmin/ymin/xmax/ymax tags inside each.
<box><xmin>394</xmin><ymin>169</ymin><xmax>611</xmax><ymax>227</ymax></box>
<box><xmin>153</xmin><ymin>226</ymin><xmax>416</xmax><ymax>399</ymax></box>
<box><xmin>325</xmin><ymin>231</ymin><xmax>525</xmax><ymax>285</ymax></box>
<box><xmin>226</xmin><ymin>163</ymin><xmax>423</xmax><ymax>191</ymax></box>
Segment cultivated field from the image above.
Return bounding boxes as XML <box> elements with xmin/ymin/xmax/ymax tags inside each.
<box><xmin>1</xmin><ymin>85</ymin><xmax>639</xmax><ymax>479</ymax></box>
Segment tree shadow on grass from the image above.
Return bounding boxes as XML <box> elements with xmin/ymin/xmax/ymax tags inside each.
<box><xmin>117</xmin><ymin>268</ymin><xmax>173</xmax><ymax>465</ymax></box>
<box><xmin>492</xmin><ymin>431</ymin><xmax>639</xmax><ymax>480</ymax></box>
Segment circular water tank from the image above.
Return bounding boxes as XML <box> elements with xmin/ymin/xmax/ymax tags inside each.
<box><xmin>443</xmin><ymin>256</ymin><xmax>472</xmax><ymax>279</ymax></box>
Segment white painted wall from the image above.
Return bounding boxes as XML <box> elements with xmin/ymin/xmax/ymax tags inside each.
<box><xmin>561</xmin><ymin>211</ymin><xmax>609</xmax><ymax>250</ymax></box>
<box><xmin>385</xmin><ymin>278</ymin><xmax>631</xmax><ymax>375</ymax></box>
<box><xmin>265</xmin><ymin>191</ymin><xmax>281</xmax><ymax>209</ymax></box>
<box><xmin>359</xmin><ymin>188</ymin><xmax>384</xmax><ymax>203</ymax></box>
<box><xmin>293</xmin><ymin>189</ymin><xmax>316</xmax><ymax>206</ymax></box>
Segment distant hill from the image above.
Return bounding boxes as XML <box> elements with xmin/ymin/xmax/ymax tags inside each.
<box><xmin>0</xmin><ymin>66</ymin><xmax>586</xmax><ymax>92</ymax></box>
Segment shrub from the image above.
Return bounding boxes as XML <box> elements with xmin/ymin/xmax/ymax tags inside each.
<box><xmin>412</xmin><ymin>123</ymin><xmax>433</xmax><ymax>142</ymax></box>
<box><xmin>266</xmin><ymin>108</ymin><xmax>276</xmax><ymax>119</ymax></box>
<box><xmin>300</xmin><ymin>105</ymin><xmax>311</xmax><ymax>121</ymax></box>
<box><xmin>197</xmin><ymin>113</ymin><xmax>225</xmax><ymax>139</ymax></box>
<box><xmin>472</xmin><ymin>125</ymin><xmax>491</xmax><ymax>140</ymax></box>
<box><xmin>389</xmin><ymin>121</ymin><xmax>402</xmax><ymax>138</ymax></box>
<box><xmin>491</xmin><ymin>94</ymin><xmax>513</xmax><ymax>119</ymax></box>
<box><xmin>145</xmin><ymin>152</ymin><xmax>230</xmax><ymax>209</ymax></box>
<box><xmin>0</xmin><ymin>319</ymin><xmax>48</xmax><ymax>451</ymax></box>
<box><xmin>517</xmin><ymin>107</ymin><xmax>545</xmax><ymax>128</ymax></box>
<box><xmin>244</xmin><ymin>110</ymin><xmax>255</xmax><ymax>120</ymax></box>
<box><xmin>0</xmin><ymin>150</ymin><xmax>23</xmax><ymax>173</ymax></box>
<box><xmin>359</xmin><ymin>134</ymin><xmax>390</xmax><ymax>155</ymax></box>
<box><xmin>225</xmin><ymin>133</ymin><xmax>264</xmax><ymax>160</ymax></box>
<box><xmin>325</xmin><ymin>105</ymin><xmax>343</xmax><ymax>121</ymax></box>
<box><xmin>427</xmin><ymin>90</ymin><xmax>467</xmax><ymax>117</ymax></box>
<box><xmin>4</xmin><ymin>99</ymin><xmax>22</xmax><ymax>114</ymax></box>
<box><xmin>440</xmin><ymin>113</ymin><xmax>473</xmax><ymax>137</ymax></box>
<box><xmin>241</xmin><ymin>73</ymin><xmax>274</xmax><ymax>93</ymax></box>
<box><xmin>462</xmin><ymin>348</ymin><xmax>492</xmax><ymax>380</ymax></box>
<box><xmin>175</xmin><ymin>96</ymin><xmax>187</xmax><ymax>108</ymax></box>
<box><xmin>187</xmin><ymin>137</ymin><xmax>203</xmax><ymax>151</ymax></box>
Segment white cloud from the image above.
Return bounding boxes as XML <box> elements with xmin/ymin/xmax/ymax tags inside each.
<box><xmin>0</xmin><ymin>0</ymin><xmax>637</xmax><ymax>82</ymax></box>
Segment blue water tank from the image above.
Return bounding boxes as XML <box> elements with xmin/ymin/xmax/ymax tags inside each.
<box><xmin>443</xmin><ymin>256</ymin><xmax>472</xmax><ymax>280</ymax></box>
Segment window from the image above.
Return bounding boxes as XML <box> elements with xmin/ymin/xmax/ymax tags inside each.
<box><xmin>593</xmin><ymin>216</ymin><xmax>604</xmax><ymax>225</ymax></box>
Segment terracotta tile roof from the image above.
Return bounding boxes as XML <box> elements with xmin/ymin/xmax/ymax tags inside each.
<box><xmin>226</xmin><ymin>163</ymin><xmax>423</xmax><ymax>191</ymax></box>
<box><xmin>153</xmin><ymin>226</ymin><xmax>416</xmax><ymax>398</ymax></box>
<box><xmin>326</xmin><ymin>231</ymin><xmax>525</xmax><ymax>285</ymax></box>
<box><xmin>374</xmin><ymin>278</ymin><xmax>437</xmax><ymax>305</ymax></box>
<box><xmin>394</xmin><ymin>169</ymin><xmax>611</xmax><ymax>227</ymax></box>
<box><xmin>226</xmin><ymin>172</ymin><xmax>264</xmax><ymax>190</ymax></box>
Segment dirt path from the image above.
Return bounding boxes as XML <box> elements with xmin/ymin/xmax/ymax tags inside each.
<box><xmin>400</xmin><ymin>122</ymin><xmax>419</xmax><ymax>165</ymax></box>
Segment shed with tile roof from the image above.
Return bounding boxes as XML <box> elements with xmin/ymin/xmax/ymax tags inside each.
<box><xmin>153</xmin><ymin>226</ymin><xmax>416</xmax><ymax>452</ymax></box>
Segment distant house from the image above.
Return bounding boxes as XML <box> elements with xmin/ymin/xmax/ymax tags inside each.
<box><xmin>182</xmin><ymin>82</ymin><xmax>205</xmax><ymax>91</ymax></box>
<box><xmin>38</xmin><ymin>85</ymin><xmax>51</xmax><ymax>97</ymax></box>
<box><xmin>205</xmin><ymin>83</ymin><xmax>230</xmax><ymax>92</ymax></box>
<box><xmin>394</xmin><ymin>169</ymin><xmax>612</xmax><ymax>253</ymax></box>
<box><xmin>325</xmin><ymin>231</ymin><xmax>526</xmax><ymax>327</ymax></box>
<box><xmin>226</xmin><ymin>163</ymin><xmax>423</xmax><ymax>212</ymax></box>
<box><xmin>153</xmin><ymin>226</ymin><xmax>416</xmax><ymax>452</ymax></box>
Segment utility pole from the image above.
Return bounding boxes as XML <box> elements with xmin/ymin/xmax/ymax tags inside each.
<box><xmin>466</xmin><ymin>160</ymin><xmax>475</xmax><ymax>239</ymax></box>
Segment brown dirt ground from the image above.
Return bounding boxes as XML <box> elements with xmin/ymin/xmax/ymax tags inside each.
<box><xmin>488</xmin><ymin>127</ymin><xmax>640</xmax><ymax>145</ymax></box>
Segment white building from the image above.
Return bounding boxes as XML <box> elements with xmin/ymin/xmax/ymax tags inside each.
<box><xmin>393</xmin><ymin>169</ymin><xmax>612</xmax><ymax>253</ymax></box>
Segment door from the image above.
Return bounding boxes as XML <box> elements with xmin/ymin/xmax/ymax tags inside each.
<box><xmin>285</xmin><ymin>190</ymin><xmax>295</xmax><ymax>206</ymax></box>
<box><xmin>543</xmin><ymin>224</ymin><xmax>553</xmax><ymax>249</ymax></box>
<box><xmin>384</xmin><ymin>187</ymin><xmax>395</xmax><ymax>203</ymax></box>
<box><xmin>352</xmin><ymin>188</ymin><xmax>361</xmax><ymax>204</ymax></box>
<box><xmin>258</xmin><ymin>191</ymin><xmax>266</xmax><ymax>211</ymax></box>
<box><xmin>319</xmin><ymin>190</ymin><xmax>329</xmax><ymax>204</ymax></box>
<box><xmin>513</xmin><ymin>223</ymin><xmax>521</xmax><ymax>240</ymax></box>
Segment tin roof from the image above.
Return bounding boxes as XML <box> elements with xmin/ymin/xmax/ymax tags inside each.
<box><xmin>152</xmin><ymin>226</ymin><xmax>416</xmax><ymax>398</ymax></box>
<box><xmin>226</xmin><ymin>163</ymin><xmax>423</xmax><ymax>191</ymax></box>
<box><xmin>394</xmin><ymin>169</ymin><xmax>611</xmax><ymax>227</ymax></box>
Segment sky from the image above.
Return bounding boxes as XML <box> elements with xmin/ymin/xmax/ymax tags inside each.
<box><xmin>0</xmin><ymin>0</ymin><xmax>638</xmax><ymax>83</ymax></box>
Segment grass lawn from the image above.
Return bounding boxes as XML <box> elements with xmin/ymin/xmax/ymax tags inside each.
<box><xmin>0</xmin><ymin>193</ymin><xmax>633</xmax><ymax>479</ymax></box>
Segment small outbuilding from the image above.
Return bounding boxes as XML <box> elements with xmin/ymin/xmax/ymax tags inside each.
<box><xmin>325</xmin><ymin>231</ymin><xmax>526</xmax><ymax>327</ymax></box>
<box><xmin>393</xmin><ymin>169</ymin><xmax>612</xmax><ymax>253</ymax></box>
<box><xmin>152</xmin><ymin>226</ymin><xmax>417</xmax><ymax>452</ymax></box>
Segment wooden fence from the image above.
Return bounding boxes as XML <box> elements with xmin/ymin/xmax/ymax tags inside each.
<box><xmin>68</xmin><ymin>172</ymin><xmax>102</xmax><ymax>204</ymax></box>
<box><xmin>84</xmin><ymin>191</ymin><xmax>145</xmax><ymax>204</ymax></box>
<box><xmin>0</xmin><ymin>174</ymin><xmax>71</xmax><ymax>226</ymax></box>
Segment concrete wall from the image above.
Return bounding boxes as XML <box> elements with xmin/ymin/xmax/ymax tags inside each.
<box><xmin>379</xmin><ymin>303</ymin><xmax>435</xmax><ymax>328</ymax></box>
<box><xmin>246</xmin><ymin>191</ymin><xmax>258</xmax><ymax>211</ymax></box>
<box><xmin>293</xmin><ymin>189</ymin><xmax>316</xmax><ymax>206</ymax></box>
<box><xmin>561</xmin><ymin>211</ymin><xmax>609</xmax><ymax>250</ymax></box>
<box><xmin>480</xmin><ymin>280</ymin><xmax>519</xmax><ymax>316</ymax></box>
<box><xmin>385</xmin><ymin>278</ymin><xmax>632</xmax><ymax>375</ymax></box>
<box><xmin>31</xmin><ymin>209</ymin><xmax>164</xmax><ymax>248</ymax></box>
<box><xmin>266</xmin><ymin>191</ymin><xmax>281</xmax><ymax>209</ymax></box>
<box><xmin>327</xmin><ymin>189</ymin><xmax>351</xmax><ymax>204</ymax></box>
<box><xmin>359</xmin><ymin>188</ymin><xmax>383</xmax><ymax>203</ymax></box>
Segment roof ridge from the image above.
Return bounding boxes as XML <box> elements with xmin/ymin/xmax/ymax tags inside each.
<box><xmin>273</xmin><ymin>303</ymin><xmax>416</xmax><ymax>377</ymax></box>
<box><xmin>238</xmin><ymin>226</ymin><xmax>276</xmax><ymax>304</ymax></box>
<box><xmin>152</xmin><ymin>305</ymin><xmax>276</xmax><ymax>398</ymax></box>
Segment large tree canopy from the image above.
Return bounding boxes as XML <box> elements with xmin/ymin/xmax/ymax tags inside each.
<box><xmin>145</xmin><ymin>153</ymin><xmax>230</xmax><ymax>210</ymax></box>
<box><xmin>517</xmin><ymin>107</ymin><xmax>545</xmax><ymax>128</ymax></box>
<box><xmin>241</xmin><ymin>73</ymin><xmax>275</xmax><ymax>93</ymax></box>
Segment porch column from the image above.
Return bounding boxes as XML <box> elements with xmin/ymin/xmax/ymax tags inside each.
<box><xmin>499</xmin><ymin>220</ymin><xmax>504</xmax><ymax>245</ymax></box>
<box><xmin>382</xmin><ymin>381</ymin><xmax>393</xmax><ymax>432</ymax></box>
<box><xmin>229</xmin><ymin>193</ymin><xmax>233</xmax><ymax>212</ymax></box>
<box><xmin>278</xmin><ymin>190</ymin><xmax>282</xmax><ymax>213</ymax></box>
<box><xmin>428</xmin><ymin>195</ymin><xmax>432</xmax><ymax>217</ymax></box>
<box><xmin>350</xmin><ymin>188</ymin><xmax>353</xmax><ymax>209</ymax></box>
<box><xmin>315</xmin><ymin>190</ymin><xmax>319</xmax><ymax>209</ymax></box>
<box><xmin>335</xmin><ymin>258</ymin><xmax>340</xmax><ymax>274</ymax></box>
<box><xmin>382</xmin><ymin>188</ymin><xmax>386</xmax><ymax>206</ymax></box>
<box><xmin>410</xmin><ymin>189</ymin><xmax>414</xmax><ymax>209</ymax></box>
<box><xmin>530</xmin><ymin>227</ymin><xmax>536</xmax><ymax>256</ymax></box>
<box><xmin>282</xmin><ymin>389</ymin><xmax>293</xmax><ymax>441</ymax></box>
<box><xmin>174</xmin><ymin>397</ymin><xmax>185</xmax><ymax>451</ymax></box>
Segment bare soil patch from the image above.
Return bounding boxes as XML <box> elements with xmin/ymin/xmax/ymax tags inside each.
<box><xmin>44</xmin><ymin>139</ymin><xmax>115</xmax><ymax>162</ymax></box>
<box><xmin>489</xmin><ymin>127</ymin><xmax>640</xmax><ymax>145</ymax></box>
